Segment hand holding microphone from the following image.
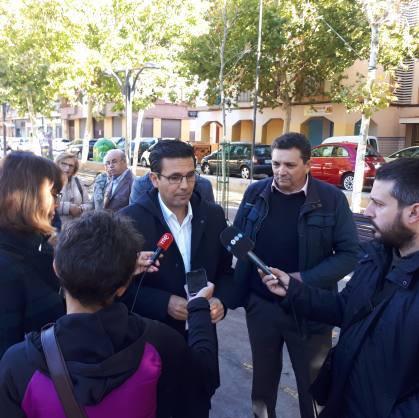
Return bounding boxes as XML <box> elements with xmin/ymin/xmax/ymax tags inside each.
<box><xmin>258</xmin><ymin>267</ymin><xmax>290</xmax><ymax>297</ymax></box>
<box><xmin>134</xmin><ymin>233</ymin><xmax>174</xmax><ymax>275</ymax></box>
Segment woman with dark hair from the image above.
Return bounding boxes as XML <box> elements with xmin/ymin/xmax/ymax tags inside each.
<box><xmin>0</xmin><ymin>151</ymin><xmax>66</xmax><ymax>358</ymax></box>
<box><xmin>55</xmin><ymin>152</ymin><xmax>92</xmax><ymax>224</ymax></box>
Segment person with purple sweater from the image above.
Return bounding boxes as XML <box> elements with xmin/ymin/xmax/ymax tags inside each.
<box><xmin>0</xmin><ymin>211</ymin><xmax>217</xmax><ymax>418</ymax></box>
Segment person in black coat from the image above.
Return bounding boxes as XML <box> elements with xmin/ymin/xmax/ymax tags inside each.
<box><xmin>0</xmin><ymin>152</ymin><xmax>65</xmax><ymax>358</ymax></box>
<box><xmin>120</xmin><ymin>140</ymin><xmax>234</xmax><ymax>417</ymax></box>
<box><xmin>260</xmin><ymin>158</ymin><xmax>419</xmax><ymax>418</ymax></box>
<box><xmin>120</xmin><ymin>140</ymin><xmax>234</xmax><ymax>335</ymax></box>
<box><xmin>0</xmin><ymin>211</ymin><xmax>218</xmax><ymax>418</ymax></box>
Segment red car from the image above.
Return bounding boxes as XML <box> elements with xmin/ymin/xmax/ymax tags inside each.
<box><xmin>310</xmin><ymin>142</ymin><xmax>385</xmax><ymax>191</ymax></box>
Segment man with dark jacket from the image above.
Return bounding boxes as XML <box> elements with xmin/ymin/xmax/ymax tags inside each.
<box><xmin>120</xmin><ymin>141</ymin><xmax>233</xmax><ymax>416</ymax></box>
<box><xmin>103</xmin><ymin>149</ymin><xmax>134</xmax><ymax>211</ymax></box>
<box><xmin>261</xmin><ymin>157</ymin><xmax>419</xmax><ymax>418</ymax></box>
<box><xmin>233</xmin><ymin>133</ymin><xmax>359</xmax><ymax>418</ymax></box>
<box><xmin>120</xmin><ymin>141</ymin><xmax>233</xmax><ymax>335</ymax></box>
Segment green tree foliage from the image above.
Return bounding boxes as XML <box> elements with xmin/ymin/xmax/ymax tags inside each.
<box><xmin>0</xmin><ymin>0</ymin><xmax>75</xmax><ymax>144</ymax></box>
<box><xmin>181</xmin><ymin>0</ymin><xmax>370</xmax><ymax>131</ymax></box>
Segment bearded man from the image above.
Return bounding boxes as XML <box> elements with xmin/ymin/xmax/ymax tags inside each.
<box><xmin>260</xmin><ymin>158</ymin><xmax>419</xmax><ymax>418</ymax></box>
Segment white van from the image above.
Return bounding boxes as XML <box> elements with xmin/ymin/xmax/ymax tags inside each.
<box><xmin>322</xmin><ymin>135</ymin><xmax>379</xmax><ymax>152</ymax></box>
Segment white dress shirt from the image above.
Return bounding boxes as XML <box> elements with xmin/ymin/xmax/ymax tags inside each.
<box><xmin>158</xmin><ymin>193</ymin><xmax>193</xmax><ymax>273</ymax></box>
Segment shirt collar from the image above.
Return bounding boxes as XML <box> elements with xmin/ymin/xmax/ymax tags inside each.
<box><xmin>112</xmin><ymin>168</ymin><xmax>129</xmax><ymax>181</ymax></box>
<box><xmin>271</xmin><ymin>175</ymin><xmax>308</xmax><ymax>196</ymax></box>
<box><xmin>158</xmin><ymin>193</ymin><xmax>193</xmax><ymax>225</ymax></box>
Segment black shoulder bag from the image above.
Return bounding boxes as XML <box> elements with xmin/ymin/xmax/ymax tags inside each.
<box><xmin>41</xmin><ymin>325</ymin><xmax>88</xmax><ymax>418</ymax></box>
<box><xmin>310</xmin><ymin>281</ymin><xmax>398</xmax><ymax>407</ymax></box>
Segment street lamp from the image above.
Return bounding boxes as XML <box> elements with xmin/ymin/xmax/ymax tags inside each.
<box><xmin>105</xmin><ymin>62</ymin><xmax>159</xmax><ymax>159</ymax></box>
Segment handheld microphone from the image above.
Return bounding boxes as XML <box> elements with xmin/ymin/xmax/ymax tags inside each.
<box><xmin>131</xmin><ymin>232</ymin><xmax>174</xmax><ymax>312</ymax></box>
<box><xmin>220</xmin><ymin>226</ymin><xmax>286</xmax><ymax>289</ymax></box>
<box><xmin>150</xmin><ymin>232</ymin><xmax>174</xmax><ymax>265</ymax></box>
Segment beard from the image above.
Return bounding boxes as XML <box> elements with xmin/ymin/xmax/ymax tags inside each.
<box><xmin>372</xmin><ymin>211</ymin><xmax>415</xmax><ymax>250</ymax></box>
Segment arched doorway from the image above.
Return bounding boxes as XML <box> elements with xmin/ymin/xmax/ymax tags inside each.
<box><xmin>300</xmin><ymin>117</ymin><xmax>334</xmax><ymax>146</ymax></box>
<box><xmin>201</xmin><ymin>121</ymin><xmax>223</xmax><ymax>143</ymax></box>
<box><xmin>262</xmin><ymin>118</ymin><xmax>284</xmax><ymax>144</ymax></box>
<box><xmin>231</xmin><ymin>120</ymin><xmax>253</xmax><ymax>141</ymax></box>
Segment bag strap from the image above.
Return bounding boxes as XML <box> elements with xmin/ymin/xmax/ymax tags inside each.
<box><xmin>74</xmin><ymin>177</ymin><xmax>84</xmax><ymax>199</ymax></box>
<box><xmin>41</xmin><ymin>325</ymin><xmax>88</xmax><ymax>418</ymax></box>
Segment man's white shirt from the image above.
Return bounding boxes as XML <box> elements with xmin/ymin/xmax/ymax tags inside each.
<box><xmin>158</xmin><ymin>193</ymin><xmax>193</xmax><ymax>273</ymax></box>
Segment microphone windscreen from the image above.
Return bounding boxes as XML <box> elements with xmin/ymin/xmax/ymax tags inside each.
<box><xmin>157</xmin><ymin>233</ymin><xmax>174</xmax><ymax>251</ymax></box>
<box><xmin>220</xmin><ymin>226</ymin><xmax>254</xmax><ymax>260</ymax></box>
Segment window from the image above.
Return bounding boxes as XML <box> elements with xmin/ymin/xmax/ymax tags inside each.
<box><xmin>312</xmin><ymin>146</ymin><xmax>334</xmax><ymax>157</ymax></box>
<box><xmin>333</xmin><ymin>147</ymin><xmax>349</xmax><ymax>157</ymax></box>
<box><xmin>255</xmin><ymin>146</ymin><xmax>271</xmax><ymax>157</ymax></box>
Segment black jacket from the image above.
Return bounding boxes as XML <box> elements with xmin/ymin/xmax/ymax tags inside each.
<box><xmin>0</xmin><ymin>300</ymin><xmax>218</xmax><ymax>418</ymax></box>
<box><xmin>0</xmin><ymin>229</ymin><xmax>65</xmax><ymax>358</ymax></box>
<box><xmin>232</xmin><ymin>176</ymin><xmax>359</xmax><ymax>333</ymax></box>
<box><xmin>287</xmin><ymin>241</ymin><xmax>419</xmax><ymax>418</ymax></box>
<box><xmin>119</xmin><ymin>189</ymin><xmax>234</xmax><ymax>334</ymax></box>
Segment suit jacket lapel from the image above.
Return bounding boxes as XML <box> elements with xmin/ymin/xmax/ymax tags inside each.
<box><xmin>190</xmin><ymin>197</ymin><xmax>208</xmax><ymax>264</ymax></box>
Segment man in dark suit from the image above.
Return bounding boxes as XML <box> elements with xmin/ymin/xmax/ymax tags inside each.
<box><xmin>120</xmin><ymin>140</ymin><xmax>233</xmax><ymax>335</ymax></box>
<box><xmin>120</xmin><ymin>140</ymin><xmax>233</xmax><ymax>417</ymax></box>
<box><xmin>103</xmin><ymin>149</ymin><xmax>134</xmax><ymax>212</ymax></box>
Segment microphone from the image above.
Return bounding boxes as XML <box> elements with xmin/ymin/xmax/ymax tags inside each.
<box><xmin>131</xmin><ymin>232</ymin><xmax>174</xmax><ymax>312</ymax></box>
<box><xmin>150</xmin><ymin>232</ymin><xmax>174</xmax><ymax>265</ymax></box>
<box><xmin>220</xmin><ymin>226</ymin><xmax>286</xmax><ymax>289</ymax></box>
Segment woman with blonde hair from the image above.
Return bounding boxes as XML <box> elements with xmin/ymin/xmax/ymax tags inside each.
<box><xmin>55</xmin><ymin>152</ymin><xmax>92</xmax><ymax>224</ymax></box>
<box><xmin>0</xmin><ymin>152</ymin><xmax>66</xmax><ymax>358</ymax></box>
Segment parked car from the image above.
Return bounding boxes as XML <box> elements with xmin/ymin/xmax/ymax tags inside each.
<box><xmin>116</xmin><ymin>137</ymin><xmax>158</xmax><ymax>160</ymax></box>
<box><xmin>385</xmin><ymin>145</ymin><xmax>419</xmax><ymax>161</ymax></box>
<box><xmin>200</xmin><ymin>142</ymin><xmax>272</xmax><ymax>179</ymax></box>
<box><xmin>53</xmin><ymin>138</ymin><xmax>71</xmax><ymax>154</ymax></box>
<box><xmin>67</xmin><ymin>138</ymin><xmax>98</xmax><ymax>160</ymax></box>
<box><xmin>310</xmin><ymin>142</ymin><xmax>385</xmax><ymax>191</ymax></box>
<box><xmin>322</xmin><ymin>135</ymin><xmax>379</xmax><ymax>152</ymax></box>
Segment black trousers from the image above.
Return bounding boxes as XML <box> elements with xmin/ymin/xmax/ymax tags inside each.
<box><xmin>246</xmin><ymin>293</ymin><xmax>332</xmax><ymax>418</ymax></box>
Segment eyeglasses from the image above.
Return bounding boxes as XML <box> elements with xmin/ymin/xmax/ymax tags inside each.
<box><xmin>157</xmin><ymin>171</ymin><xmax>198</xmax><ymax>185</ymax></box>
<box><xmin>105</xmin><ymin>159</ymin><xmax>123</xmax><ymax>166</ymax></box>
<box><xmin>59</xmin><ymin>162</ymin><xmax>75</xmax><ymax>169</ymax></box>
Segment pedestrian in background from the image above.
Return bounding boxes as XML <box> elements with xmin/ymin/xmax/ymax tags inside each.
<box><xmin>103</xmin><ymin>149</ymin><xmax>134</xmax><ymax>211</ymax></box>
<box><xmin>0</xmin><ymin>152</ymin><xmax>65</xmax><ymax>358</ymax></box>
<box><xmin>55</xmin><ymin>152</ymin><xmax>92</xmax><ymax>224</ymax></box>
<box><xmin>232</xmin><ymin>133</ymin><xmax>359</xmax><ymax>418</ymax></box>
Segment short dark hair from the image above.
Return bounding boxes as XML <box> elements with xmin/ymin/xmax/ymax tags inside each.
<box><xmin>54</xmin><ymin>211</ymin><xmax>144</xmax><ymax>306</ymax></box>
<box><xmin>0</xmin><ymin>151</ymin><xmax>63</xmax><ymax>234</ymax></box>
<box><xmin>271</xmin><ymin>132</ymin><xmax>311</xmax><ymax>163</ymax></box>
<box><xmin>375</xmin><ymin>158</ymin><xmax>419</xmax><ymax>208</ymax></box>
<box><xmin>150</xmin><ymin>140</ymin><xmax>196</xmax><ymax>173</ymax></box>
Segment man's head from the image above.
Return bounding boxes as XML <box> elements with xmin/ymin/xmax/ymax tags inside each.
<box><xmin>149</xmin><ymin>140</ymin><xmax>197</xmax><ymax>212</ymax></box>
<box><xmin>271</xmin><ymin>132</ymin><xmax>311</xmax><ymax>193</ymax></box>
<box><xmin>104</xmin><ymin>149</ymin><xmax>127</xmax><ymax>178</ymax></box>
<box><xmin>364</xmin><ymin>158</ymin><xmax>419</xmax><ymax>254</ymax></box>
<box><xmin>54</xmin><ymin>211</ymin><xmax>144</xmax><ymax>307</ymax></box>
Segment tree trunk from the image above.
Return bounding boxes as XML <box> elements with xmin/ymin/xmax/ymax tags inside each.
<box><xmin>218</xmin><ymin>0</ymin><xmax>229</xmax><ymax>211</ymax></box>
<box><xmin>282</xmin><ymin>99</ymin><xmax>292</xmax><ymax>133</ymax></box>
<box><xmin>26</xmin><ymin>95</ymin><xmax>42</xmax><ymax>155</ymax></box>
<box><xmin>351</xmin><ymin>22</ymin><xmax>379</xmax><ymax>213</ymax></box>
<box><xmin>82</xmin><ymin>97</ymin><xmax>93</xmax><ymax>162</ymax></box>
<box><xmin>131</xmin><ymin>109</ymin><xmax>144</xmax><ymax>172</ymax></box>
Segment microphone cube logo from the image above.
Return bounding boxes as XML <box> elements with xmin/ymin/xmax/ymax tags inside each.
<box><xmin>228</xmin><ymin>233</ymin><xmax>243</xmax><ymax>250</ymax></box>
